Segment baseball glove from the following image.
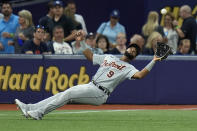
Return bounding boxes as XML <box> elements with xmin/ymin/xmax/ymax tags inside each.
<box><xmin>155</xmin><ymin>42</ymin><xmax>172</xmax><ymax>60</ymax></box>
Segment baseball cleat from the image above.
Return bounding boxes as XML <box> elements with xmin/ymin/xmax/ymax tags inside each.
<box><xmin>27</xmin><ymin>110</ymin><xmax>42</xmax><ymax>120</ymax></box>
<box><xmin>15</xmin><ymin>99</ymin><xmax>29</xmax><ymax>118</ymax></box>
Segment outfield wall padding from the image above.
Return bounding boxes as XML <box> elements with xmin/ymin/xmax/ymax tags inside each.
<box><xmin>0</xmin><ymin>55</ymin><xmax>196</xmax><ymax>104</ymax></box>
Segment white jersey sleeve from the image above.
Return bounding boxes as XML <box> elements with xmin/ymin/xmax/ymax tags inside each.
<box><xmin>93</xmin><ymin>54</ymin><xmax>107</xmax><ymax>65</ymax></box>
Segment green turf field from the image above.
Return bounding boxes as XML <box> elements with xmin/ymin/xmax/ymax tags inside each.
<box><xmin>0</xmin><ymin>110</ymin><xmax>197</xmax><ymax>131</ymax></box>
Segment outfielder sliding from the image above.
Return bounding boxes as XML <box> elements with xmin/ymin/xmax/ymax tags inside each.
<box><xmin>15</xmin><ymin>30</ymin><xmax>169</xmax><ymax>120</ymax></box>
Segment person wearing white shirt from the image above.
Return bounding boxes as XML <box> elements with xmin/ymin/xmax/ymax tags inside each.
<box><xmin>48</xmin><ymin>25</ymin><xmax>73</xmax><ymax>54</ymax></box>
<box><xmin>66</xmin><ymin>0</ymin><xmax>88</xmax><ymax>34</ymax></box>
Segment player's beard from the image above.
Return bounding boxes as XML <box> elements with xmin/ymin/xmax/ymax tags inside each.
<box><xmin>124</xmin><ymin>51</ymin><xmax>135</xmax><ymax>60</ymax></box>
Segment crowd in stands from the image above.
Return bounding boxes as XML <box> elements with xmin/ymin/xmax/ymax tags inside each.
<box><xmin>0</xmin><ymin>0</ymin><xmax>196</xmax><ymax>55</ymax></box>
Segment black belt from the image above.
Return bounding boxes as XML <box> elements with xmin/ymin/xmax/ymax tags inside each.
<box><xmin>92</xmin><ymin>80</ymin><xmax>110</xmax><ymax>96</ymax></box>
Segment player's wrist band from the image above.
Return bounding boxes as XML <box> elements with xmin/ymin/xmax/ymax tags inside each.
<box><xmin>145</xmin><ymin>60</ymin><xmax>156</xmax><ymax>71</ymax></box>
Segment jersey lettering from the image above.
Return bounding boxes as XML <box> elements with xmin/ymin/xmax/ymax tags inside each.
<box><xmin>101</xmin><ymin>60</ymin><xmax>126</xmax><ymax>70</ymax></box>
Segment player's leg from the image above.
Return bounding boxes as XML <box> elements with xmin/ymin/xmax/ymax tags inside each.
<box><xmin>27</xmin><ymin>91</ymin><xmax>69</xmax><ymax>111</ymax></box>
<box><xmin>69</xmin><ymin>84</ymin><xmax>108</xmax><ymax>105</ymax></box>
<box><xmin>27</xmin><ymin>83</ymin><xmax>108</xmax><ymax>120</ymax></box>
<box><xmin>15</xmin><ymin>89</ymin><xmax>71</xmax><ymax>117</ymax></box>
<box><xmin>15</xmin><ymin>99</ymin><xmax>29</xmax><ymax>118</ymax></box>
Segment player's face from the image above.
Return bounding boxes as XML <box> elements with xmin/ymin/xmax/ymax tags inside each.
<box><xmin>124</xmin><ymin>47</ymin><xmax>137</xmax><ymax>60</ymax></box>
<box><xmin>127</xmin><ymin>47</ymin><xmax>137</xmax><ymax>57</ymax></box>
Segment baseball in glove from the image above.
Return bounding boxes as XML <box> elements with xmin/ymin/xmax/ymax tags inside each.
<box><xmin>155</xmin><ymin>42</ymin><xmax>172</xmax><ymax>60</ymax></box>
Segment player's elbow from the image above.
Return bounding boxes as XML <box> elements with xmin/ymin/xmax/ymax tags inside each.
<box><xmin>83</xmin><ymin>49</ymin><xmax>93</xmax><ymax>61</ymax></box>
<box><xmin>132</xmin><ymin>72</ymin><xmax>145</xmax><ymax>79</ymax></box>
<box><xmin>136</xmin><ymin>74</ymin><xmax>145</xmax><ymax>79</ymax></box>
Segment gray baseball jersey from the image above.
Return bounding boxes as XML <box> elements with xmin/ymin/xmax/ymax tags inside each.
<box><xmin>92</xmin><ymin>54</ymin><xmax>139</xmax><ymax>93</ymax></box>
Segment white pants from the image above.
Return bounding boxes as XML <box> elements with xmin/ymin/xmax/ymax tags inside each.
<box><xmin>28</xmin><ymin>82</ymin><xmax>108</xmax><ymax>115</ymax></box>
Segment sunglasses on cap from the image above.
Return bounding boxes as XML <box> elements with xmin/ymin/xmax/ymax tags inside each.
<box><xmin>35</xmin><ymin>25</ymin><xmax>45</xmax><ymax>29</ymax></box>
<box><xmin>34</xmin><ymin>25</ymin><xmax>45</xmax><ymax>32</ymax></box>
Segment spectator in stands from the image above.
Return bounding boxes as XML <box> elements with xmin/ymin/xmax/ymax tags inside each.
<box><xmin>43</xmin><ymin>30</ymin><xmax>52</xmax><ymax>45</ymax></box>
<box><xmin>173</xmin><ymin>5</ymin><xmax>197</xmax><ymax>54</ymax></box>
<box><xmin>72</xmin><ymin>31</ymin><xmax>103</xmax><ymax>54</ymax></box>
<box><xmin>8</xmin><ymin>10</ymin><xmax>34</xmax><ymax>54</ymax></box>
<box><xmin>163</xmin><ymin>12</ymin><xmax>178</xmax><ymax>54</ymax></box>
<box><xmin>72</xmin><ymin>29</ymin><xmax>88</xmax><ymax>54</ymax></box>
<box><xmin>96</xmin><ymin>9</ymin><xmax>126</xmax><ymax>45</ymax></box>
<box><xmin>85</xmin><ymin>32</ymin><xmax>96</xmax><ymax>48</ymax></box>
<box><xmin>96</xmin><ymin>35</ymin><xmax>110</xmax><ymax>54</ymax></box>
<box><xmin>48</xmin><ymin>25</ymin><xmax>73</xmax><ymax>54</ymax></box>
<box><xmin>65</xmin><ymin>0</ymin><xmax>87</xmax><ymax>33</ymax></box>
<box><xmin>195</xmin><ymin>13</ymin><xmax>197</xmax><ymax>48</ymax></box>
<box><xmin>52</xmin><ymin>0</ymin><xmax>76</xmax><ymax>43</ymax></box>
<box><xmin>109</xmin><ymin>32</ymin><xmax>127</xmax><ymax>54</ymax></box>
<box><xmin>143</xmin><ymin>32</ymin><xmax>163</xmax><ymax>55</ymax></box>
<box><xmin>0</xmin><ymin>6</ymin><xmax>3</xmax><ymax>19</ymax></box>
<box><xmin>176</xmin><ymin>39</ymin><xmax>191</xmax><ymax>55</ymax></box>
<box><xmin>39</xmin><ymin>1</ymin><xmax>55</xmax><ymax>42</ymax></box>
<box><xmin>64</xmin><ymin>5</ymin><xmax>82</xmax><ymax>30</ymax></box>
<box><xmin>21</xmin><ymin>25</ymin><xmax>48</xmax><ymax>54</ymax></box>
<box><xmin>0</xmin><ymin>1</ymin><xmax>19</xmax><ymax>54</ymax></box>
<box><xmin>142</xmin><ymin>11</ymin><xmax>165</xmax><ymax>42</ymax></box>
<box><xmin>129</xmin><ymin>34</ymin><xmax>145</xmax><ymax>53</ymax></box>
<box><xmin>85</xmin><ymin>34</ymin><xmax>103</xmax><ymax>54</ymax></box>
<box><xmin>0</xmin><ymin>13</ymin><xmax>3</xmax><ymax>19</ymax></box>
<box><xmin>196</xmin><ymin>15</ymin><xmax>197</xmax><ymax>49</ymax></box>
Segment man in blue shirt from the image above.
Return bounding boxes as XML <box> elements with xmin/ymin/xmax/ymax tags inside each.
<box><xmin>0</xmin><ymin>1</ymin><xmax>19</xmax><ymax>54</ymax></box>
<box><xmin>96</xmin><ymin>9</ymin><xmax>126</xmax><ymax>45</ymax></box>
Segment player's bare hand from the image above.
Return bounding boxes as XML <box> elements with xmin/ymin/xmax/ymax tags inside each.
<box><xmin>153</xmin><ymin>55</ymin><xmax>161</xmax><ymax>61</ymax></box>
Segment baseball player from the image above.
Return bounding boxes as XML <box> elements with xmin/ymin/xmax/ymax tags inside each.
<box><xmin>15</xmin><ymin>31</ymin><xmax>161</xmax><ymax>120</ymax></box>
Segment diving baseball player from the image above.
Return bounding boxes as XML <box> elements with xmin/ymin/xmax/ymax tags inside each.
<box><xmin>15</xmin><ymin>31</ymin><xmax>162</xmax><ymax>120</ymax></box>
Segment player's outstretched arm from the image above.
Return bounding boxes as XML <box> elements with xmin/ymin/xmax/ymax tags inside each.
<box><xmin>83</xmin><ymin>48</ymin><xmax>93</xmax><ymax>62</ymax></box>
<box><xmin>74</xmin><ymin>29</ymin><xmax>93</xmax><ymax>61</ymax></box>
<box><xmin>132</xmin><ymin>56</ymin><xmax>161</xmax><ymax>79</ymax></box>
